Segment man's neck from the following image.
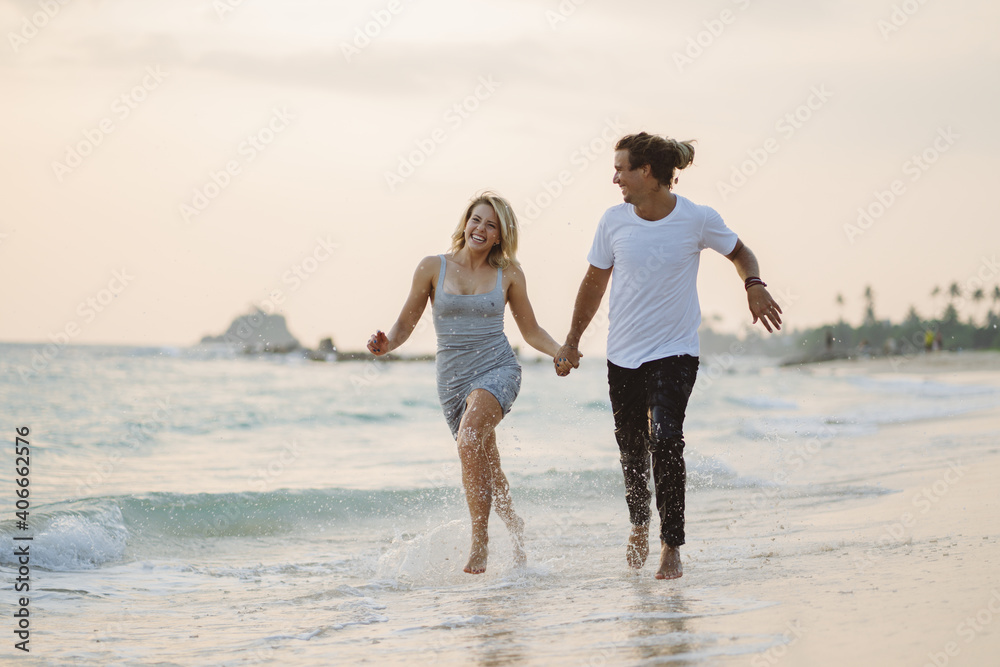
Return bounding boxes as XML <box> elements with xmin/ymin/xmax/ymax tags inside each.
<box><xmin>632</xmin><ymin>190</ymin><xmax>677</xmax><ymax>221</ymax></box>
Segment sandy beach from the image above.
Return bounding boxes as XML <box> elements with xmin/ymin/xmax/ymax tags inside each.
<box><xmin>736</xmin><ymin>351</ymin><xmax>1000</xmax><ymax>666</ymax></box>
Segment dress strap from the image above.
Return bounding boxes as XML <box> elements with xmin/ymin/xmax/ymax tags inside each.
<box><xmin>436</xmin><ymin>255</ymin><xmax>447</xmax><ymax>292</ymax></box>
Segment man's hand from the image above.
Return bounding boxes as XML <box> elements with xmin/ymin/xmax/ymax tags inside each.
<box><xmin>747</xmin><ymin>285</ymin><xmax>782</xmax><ymax>332</ymax></box>
<box><xmin>554</xmin><ymin>344</ymin><xmax>582</xmax><ymax>376</ymax></box>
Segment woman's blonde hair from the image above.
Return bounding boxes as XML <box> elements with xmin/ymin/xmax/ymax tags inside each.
<box><xmin>449</xmin><ymin>191</ymin><xmax>519</xmax><ymax>269</ymax></box>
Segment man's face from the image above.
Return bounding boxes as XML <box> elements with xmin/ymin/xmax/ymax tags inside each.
<box><xmin>612</xmin><ymin>149</ymin><xmax>644</xmax><ymax>204</ymax></box>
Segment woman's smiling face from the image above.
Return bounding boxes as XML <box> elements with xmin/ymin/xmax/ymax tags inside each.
<box><xmin>464</xmin><ymin>203</ymin><xmax>500</xmax><ymax>251</ymax></box>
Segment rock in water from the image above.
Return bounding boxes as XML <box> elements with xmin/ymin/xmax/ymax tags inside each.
<box><xmin>200</xmin><ymin>309</ymin><xmax>300</xmax><ymax>354</ymax></box>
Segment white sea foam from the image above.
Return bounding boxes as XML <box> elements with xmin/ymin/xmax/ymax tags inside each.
<box><xmin>0</xmin><ymin>504</ymin><xmax>130</xmax><ymax>571</ymax></box>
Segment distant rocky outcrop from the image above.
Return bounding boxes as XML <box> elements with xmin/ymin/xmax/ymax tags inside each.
<box><xmin>305</xmin><ymin>337</ymin><xmax>338</xmax><ymax>361</ymax></box>
<box><xmin>200</xmin><ymin>309</ymin><xmax>300</xmax><ymax>354</ymax></box>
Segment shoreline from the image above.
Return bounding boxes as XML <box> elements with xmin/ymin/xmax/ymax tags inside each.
<box><xmin>736</xmin><ymin>354</ymin><xmax>1000</xmax><ymax>666</ymax></box>
<box><xmin>785</xmin><ymin>349</ymin><xmax>1000</xmax><ymax>376</ymax></box>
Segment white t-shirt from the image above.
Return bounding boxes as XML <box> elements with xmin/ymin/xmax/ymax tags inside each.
<box><xmin>587</xmin><ymin>196</ymin><xmax>738</xmax><ymax>369</ymax></box>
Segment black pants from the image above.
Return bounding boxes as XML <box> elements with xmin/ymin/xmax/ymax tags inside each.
<box><xmin>608</xmin><ymin>355</ymin><xmax>699</xmax><ymax>547</ymax></box>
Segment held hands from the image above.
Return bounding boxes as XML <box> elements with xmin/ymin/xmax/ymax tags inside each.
<box><xmin>747</xmin><ymin>285</ymin><xmax>782</xmax><ymax>333</ymax></box>
<box><xmin>553</xmin><ymin>344</ymin><xmax>582</xmax><ymax>377</ymax></box>
<box><xmin>367</xmin><ymin>330</ymin><xmax>390</xmax><ymax>356</ymax></box>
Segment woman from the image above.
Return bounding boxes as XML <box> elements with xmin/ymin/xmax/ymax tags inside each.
<box><xmin>367</xmin><ymin>191</ymin><xmax>562</xmax><ymax>574</ymax></box>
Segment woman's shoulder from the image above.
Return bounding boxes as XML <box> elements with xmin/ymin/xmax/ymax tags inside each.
<box><xmin>418</xmin><ymin>254</ymin><xmax>445</xmax><ymax>267</ymax></box>
<box><xmin>414</xmin><ymin>255</ymin><xmax>444</xmax><ymax>279</ymax></box>
<box><xmin>502</xmin><ymin>260</ymin><xmax>527</xmax><ymax>285</ymax></box>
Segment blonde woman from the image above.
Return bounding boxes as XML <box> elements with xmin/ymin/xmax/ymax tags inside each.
<box><xmin>368</xmin><ymin>191</ymin><xmax>561</xmax><ymax>574</ymax></box>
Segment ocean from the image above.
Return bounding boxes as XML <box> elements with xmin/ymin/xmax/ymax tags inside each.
<box><xmin>1</xmin><ymin>342</ymin><xmax>998</xmax><ymax>665</ymax></box>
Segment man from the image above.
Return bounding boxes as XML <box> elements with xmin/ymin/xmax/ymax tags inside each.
<box><xmin>554</xmin><ymin>132</ymin><xmax>782</xmax><ymax>579</ymax></box>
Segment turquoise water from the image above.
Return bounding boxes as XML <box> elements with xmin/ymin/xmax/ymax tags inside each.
<box><xmin>1</xmin><ymin>343</ymin><xmax>997</xmax><ymax>665</ymax></box>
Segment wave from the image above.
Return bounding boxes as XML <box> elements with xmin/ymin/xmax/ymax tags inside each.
<box><xmin>0</xmin><ymin>456</ymin><xmax>776</xmax><ymax>573</ymax></box>
<box><xmin>0</xmin><ymin>488</ymin><xmax>465</xmax><ymax>571</ymax></box>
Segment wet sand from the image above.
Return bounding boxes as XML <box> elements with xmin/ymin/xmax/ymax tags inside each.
<box><xmin>738</xmin><ymin>351</ymin><xmax>1000</xmax><ymax>666</ymax></box>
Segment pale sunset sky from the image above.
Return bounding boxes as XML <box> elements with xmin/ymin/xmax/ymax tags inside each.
<box><xmin>2</xmin><ymin>0</ymin><xmax>998</xmax><ymax>356</ymax></box>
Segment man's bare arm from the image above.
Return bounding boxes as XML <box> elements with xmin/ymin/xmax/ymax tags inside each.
<box><xmin>726</xmin><ymin>239</ymin><xmax>782</xmax><ymax>333</ymax></box>
<box><xmin>555</xmin><ymin>264</ymin><xmax>612</xmax><ymax>374</ymax></box>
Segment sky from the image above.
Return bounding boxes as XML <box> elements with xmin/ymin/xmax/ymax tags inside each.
<box><xmin>2</xmin><ymin>0</ymin><xmax>998</xmax><ymax>356</ymax></box>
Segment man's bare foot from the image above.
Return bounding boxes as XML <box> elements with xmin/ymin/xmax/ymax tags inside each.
<box><xmin>626</xmin><ymin>524</ymin><xmax>649</xmax><ymax>569</ymax></box>
<box><xmin>654</xmin><ymin>543</ymin><xmax>682</xmax><ymax>580</ymax></box>
<box><xmin>464</xmin><ymin>538</ymin><xmax>488</xmax><ymax>574</ymax></box>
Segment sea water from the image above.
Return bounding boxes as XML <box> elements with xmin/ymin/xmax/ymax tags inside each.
<box><xmin>1</xmin><ymin>343</ymin><xmax>997</xmax><ymax>665</ymax></box>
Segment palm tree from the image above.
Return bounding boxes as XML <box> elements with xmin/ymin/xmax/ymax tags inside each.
<box><xmin>835</xmin><ymin>293</ymin><xmax>845</xmax><ymax>323</ymax></box>
<box><xmin>993</xmin><ymin>285</ymin><xmax>1000</xmax><ymax>318</ymax></box>
<box><xmin>948</xmin><ymin>282</ymin><xmax>962</xmax><ymax>320</ymax></box>
<box><xmin>863</xmin><ymin>285</ymin><xmax>876</xmax><ymax>325</ymax></box>
<box><xmin>972</xmin><ymin>288</ymin><xmax>986</xmax><ymax>326</ymax></box>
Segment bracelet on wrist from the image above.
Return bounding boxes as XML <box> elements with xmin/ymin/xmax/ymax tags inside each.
<box><xmin>744</xmin><ymin>277</ymin><xmax>767</xmax><ymax>290</ymax></box>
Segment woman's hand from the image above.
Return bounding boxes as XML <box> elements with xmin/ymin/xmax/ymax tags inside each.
<box><xmin>553</xmin><ymin>344</ymin><xmax>581</xmax><ymax>376</ymax></box>
<box><xmin>367</xmin><ymin>330</ymin><xmax>390</xmax><ymax>356</ymax></box>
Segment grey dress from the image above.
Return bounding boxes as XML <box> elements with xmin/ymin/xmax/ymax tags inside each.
<box><xmin>432</xmin><ymin>255</ymin><xmax>522</xmax><ymax>439</ymax></box>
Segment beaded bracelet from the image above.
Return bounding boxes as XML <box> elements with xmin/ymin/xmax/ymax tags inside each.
<box><xmin>744</xmin><ymin>277</ymin><xmax>767</xmax><ymax>290</ymax></box>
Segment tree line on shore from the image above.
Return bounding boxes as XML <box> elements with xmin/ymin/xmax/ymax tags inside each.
<box><xmin>798</xmin><ymin>283</ymin><xmax>1000</xmax><ymax>356</ymax></box>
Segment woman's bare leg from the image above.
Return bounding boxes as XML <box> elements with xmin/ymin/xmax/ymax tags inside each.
<box><xmin>481</xmin><ymin>429</ymin><xmax>526</xmax><ymax>566</ymax></box>
<box><xmin>456</xmin><ymin>389</ymin><xmax>504</xmax><ymax>574</ymax></box>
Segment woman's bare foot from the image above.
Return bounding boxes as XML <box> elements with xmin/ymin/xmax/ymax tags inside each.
<box><xmin>626</xmin><ymin>524</ymin><xmax>649</xmax><ymax>569</ymax></box>
<box><xmin>464</xmin><ymin>537</ymin><xmax>489</xmax><ymax>574</ymax></box>
<box><xmin>654</xmin><ymin>544</ymin><xmax>682</xmax><ymax>580</ymax></box>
